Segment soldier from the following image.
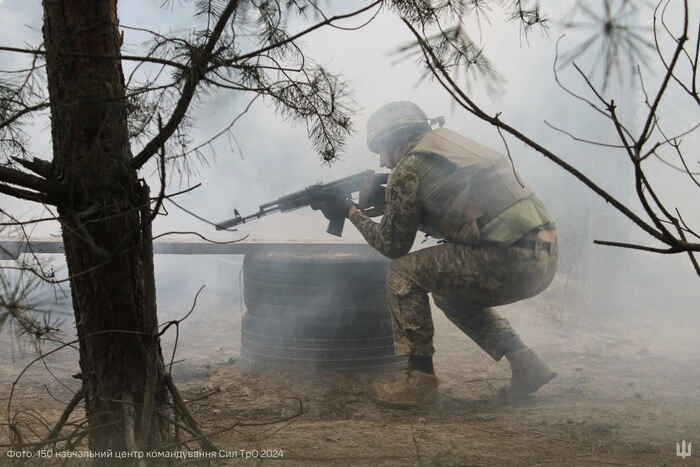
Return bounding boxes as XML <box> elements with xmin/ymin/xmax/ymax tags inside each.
<box><xmin>323</xmin><ymin>101</ymin><xmax>559</xmax><ymax>409</ymax></box>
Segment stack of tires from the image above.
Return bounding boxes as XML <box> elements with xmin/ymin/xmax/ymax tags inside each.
<box><xmin>240</xmin><ymin>247</ymin><xmax>405</xmax><ymax>371</ymax></box>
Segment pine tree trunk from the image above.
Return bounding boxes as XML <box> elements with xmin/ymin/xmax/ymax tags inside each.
<box><xmin>42</xmin><ymin>0</ymin><xmax>171</xmax><ymax>461</ymax></box>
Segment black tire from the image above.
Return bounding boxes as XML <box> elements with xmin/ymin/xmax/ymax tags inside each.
<box><xmin>240</xmin><ymin>312</ymin><xmax>405</xmax><ymax>370</ymax></box>
<box><xmin>242</xmin><ymin>247</ymin><xmax>391</xmax><ymax>321</ymax></box>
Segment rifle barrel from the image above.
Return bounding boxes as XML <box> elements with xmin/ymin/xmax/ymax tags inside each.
<box><xmin>215</xmin><ymin>204</ymin><xmax>281</xmax><ymax>230</ymax></box>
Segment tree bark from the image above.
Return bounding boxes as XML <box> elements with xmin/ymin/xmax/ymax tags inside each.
<box><xmin>42</xmin><ymin>0</ymin><xmax>170</xmax><ymax>461</ymax></box>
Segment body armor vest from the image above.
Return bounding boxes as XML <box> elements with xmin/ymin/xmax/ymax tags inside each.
<box><xmin>408</xmin><ymin>128</ymin><xmax>533</xmax><ymax>244</ymax></box>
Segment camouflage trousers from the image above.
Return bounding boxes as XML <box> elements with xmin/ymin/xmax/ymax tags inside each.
<box><xmin>385</xmin><ymin>233</ymin><xmax>558</xmax><ymax>361</ymax></box>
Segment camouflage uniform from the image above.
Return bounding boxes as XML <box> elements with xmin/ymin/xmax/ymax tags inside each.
<box><xmin>349</xmin><ymin>128</ymin><xmax>558</xmax><ymax>361</ymax></box>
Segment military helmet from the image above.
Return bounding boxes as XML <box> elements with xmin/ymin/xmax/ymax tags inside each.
<box><xmin>366</xmin><ymin>101</ymin><xmax>431</xmax><ymax>153</ymax></box>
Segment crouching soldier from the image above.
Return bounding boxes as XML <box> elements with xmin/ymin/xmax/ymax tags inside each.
<box><xmin>321</xmin><ymin>101</ymin><xmax>559</xmax><ymax>409</ymax></box>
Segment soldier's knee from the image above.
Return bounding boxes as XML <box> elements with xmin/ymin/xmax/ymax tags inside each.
<box><xmin>386</xmin><ymin>272</ymin><xmax>410</xmax><ymax>298</ymax></box>
<box><xmin>386</xmin><ymin>259</ymin><xmax>414</xmax><ymax>294</ymax></box>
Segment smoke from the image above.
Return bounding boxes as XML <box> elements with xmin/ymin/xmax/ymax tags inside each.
<box><xmin>1</xmin><ymin>0</ymin><xmax>698</xmax><ymax>399</ymax></box>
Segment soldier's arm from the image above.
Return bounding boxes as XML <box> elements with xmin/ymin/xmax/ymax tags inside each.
<box><xmin>348</xmin><ymin>159</ymin><xmax>421</xmax><ymax>259</ymax></box>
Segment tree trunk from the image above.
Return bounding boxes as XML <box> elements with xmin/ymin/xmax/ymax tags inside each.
<box><xmin>42</xmin><ymin>0</ymin><xmax>171</xmax><ymax>461</ymax></box>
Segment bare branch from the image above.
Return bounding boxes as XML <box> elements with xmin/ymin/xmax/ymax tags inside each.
<box><xmin>639</xmin><ymin>0</ymin><xmax>690</xmax><ymax>148</ymax></box>
<box><xmin>654</xmin><ymin>0</ymin><xmax>700</xmax><ymax>106</ymax></box>
<box><xmin>544</xmin><ymin>120</ymin><xmax>627</xmax><ymax>148</ymax></box>
<box><xmin>593</xmin><ymin>238</ymin><xmax>697</xmax><ymax>253</ymax></box>
<box><xmin>401</xmin><ymin>17</ymin><xmax>670</xmax><ymax>246</ymax></box>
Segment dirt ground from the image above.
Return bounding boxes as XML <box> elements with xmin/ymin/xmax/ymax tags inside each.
<box><xmin>1</xmin><ymin>271</ymin><xmax>699</xmax><ymax>466</ymax></box>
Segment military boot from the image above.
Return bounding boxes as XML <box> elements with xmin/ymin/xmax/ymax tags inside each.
<box><xmin>368</xmin><ymin>368</ymin><xmax>440</xmax><ymax>409</ymax></box>
<box><xmin>502</xmin><ymin>348</ymin><xmax>557</xmax><ymax>400</ymax></box>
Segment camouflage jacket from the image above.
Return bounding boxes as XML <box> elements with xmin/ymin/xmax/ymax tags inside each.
<box><xmin>349</xmin><ymin>133</ymin><xmax>555</xmax><ymax>259</ymax></box>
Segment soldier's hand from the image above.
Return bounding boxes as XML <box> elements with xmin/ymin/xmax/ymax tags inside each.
<box><xmin>311</xmin><ymin>194</ymin><xmax>355</xmax><ymax>220</ymax></box>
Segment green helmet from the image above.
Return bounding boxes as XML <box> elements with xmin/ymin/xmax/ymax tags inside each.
<box><xmin>366</xmin><ymin>101</ymin><xmax>431</xmax><ymax>153</ymax></box>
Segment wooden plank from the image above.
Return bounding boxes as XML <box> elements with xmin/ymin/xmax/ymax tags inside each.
<box><xmin>0</xmin><ymin>238</ymin><xmax>371</xmax><ymax>256</ymax></box>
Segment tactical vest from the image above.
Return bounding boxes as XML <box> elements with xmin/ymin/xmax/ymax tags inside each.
<box><xmin>408</xmin><ymin>128</ymin><xmax>533</xmax><ymax>244</ymax></box>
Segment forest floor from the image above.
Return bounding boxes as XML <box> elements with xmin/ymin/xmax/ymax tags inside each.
<box><xmin>1</xmin><ymin>271</ymin><xmax>699</xmax><ymax>467</ymax></box>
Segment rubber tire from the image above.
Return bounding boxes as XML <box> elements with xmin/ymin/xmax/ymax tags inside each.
<box><xmin>240</xmin><ymin>312</ymin><xmax>405</xmax><ymax>371</ymax></box>
<box><xmin>242</xmin><ymin>247</ymin><xmax>391</xmax><ymax>321</ymax></box>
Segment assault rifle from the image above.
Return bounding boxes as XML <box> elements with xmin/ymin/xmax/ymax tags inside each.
<box><xmin>215</xmin><ymin>170</ymin><xmax>388</xmax><ymax>236</ymax></box>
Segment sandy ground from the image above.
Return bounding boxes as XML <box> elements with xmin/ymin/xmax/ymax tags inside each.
<box><xmin>1</xmin><ymin>265</ymin><xmax>699</xmax><ymax>466</ymax></box>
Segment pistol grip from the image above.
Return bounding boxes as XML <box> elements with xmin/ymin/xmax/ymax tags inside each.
<box><xmin>326</xmin><ymin>217</ymin><xmax>345</xmax><ymax>237</ymax></box>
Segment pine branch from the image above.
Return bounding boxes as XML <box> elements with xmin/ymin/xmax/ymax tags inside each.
<box><xmin>11</xmin><ymin>157</ymin><xmax>52</xmax><ymax>179</ymax></box>
<box><xmin>0</xmin><ymin>165</ymin><xmax>63</xmax><ymax>199</ymax></box>
<box><xmin>131</xmin><ymin>0</ymin><xmax>241</xmax><ymax>170</ymax></box>
<box><xmin>0</xmin><ymin>183</ymin><xmax>52</xmax><ymax>204</ymax></box>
